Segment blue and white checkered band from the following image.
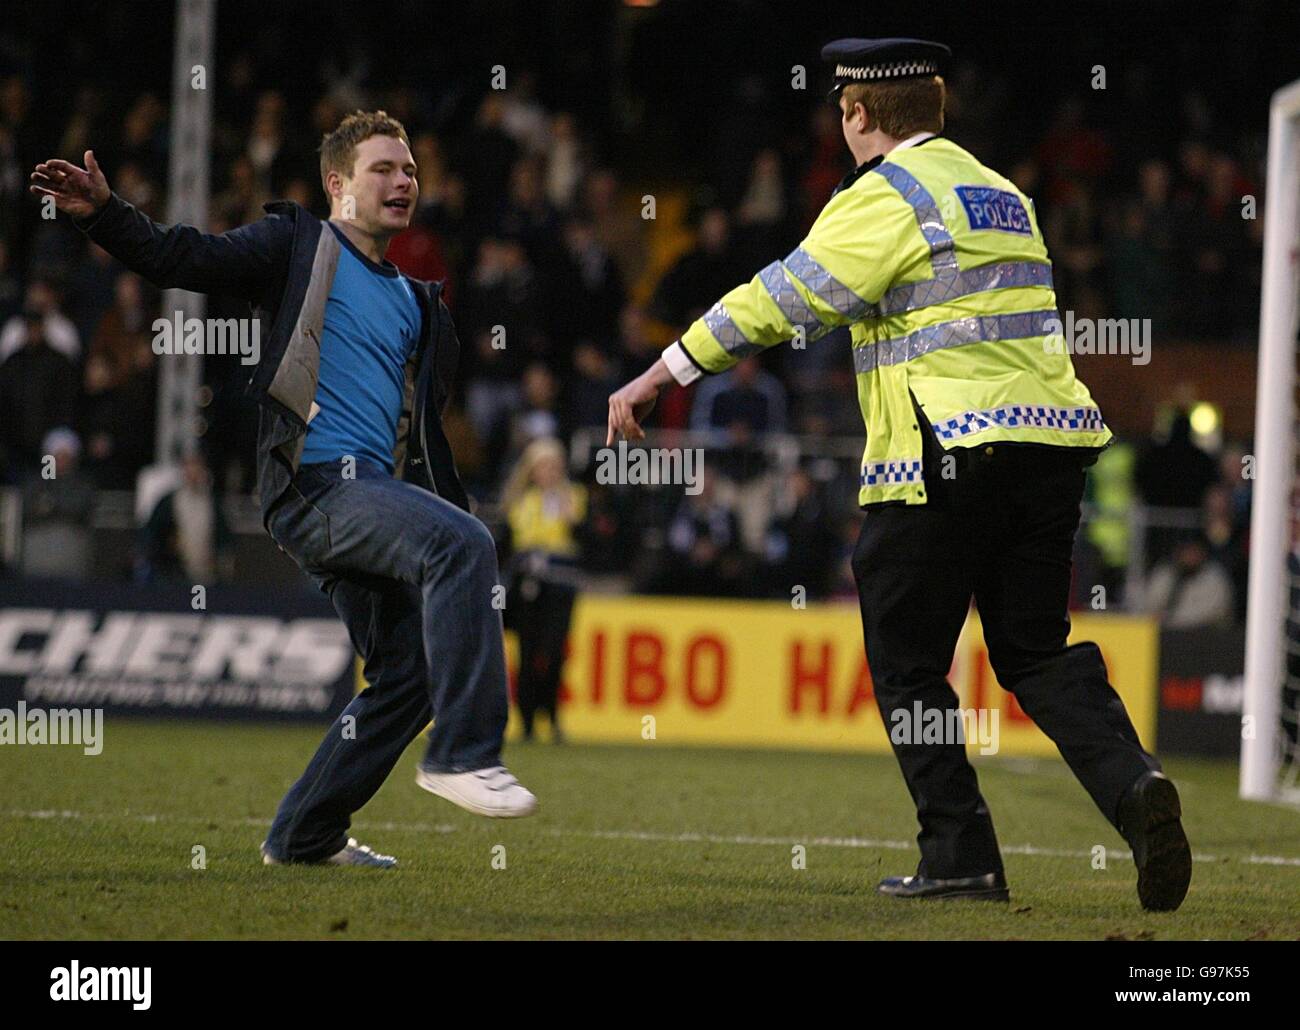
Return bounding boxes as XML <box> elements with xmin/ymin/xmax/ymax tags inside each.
<box><xmin>860</xmin><ymin>458</ymin><xmax>923</xmax><ymax>486</ymax></box>
<box><xmin>836</xmin><ymin>60</ymin><xmax>939</xmax><ymax>81</ymax></box>
<box><xmin>931</xmin><ymin>404</ymin><xmax>1107</xmax><ymax>441</ymax></box>
<box><xmin>702</xmin><ymin>302</ymin><xmax>762</xmax><ymax>358</ymax></box>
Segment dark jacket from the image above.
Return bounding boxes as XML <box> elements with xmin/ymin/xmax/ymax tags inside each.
<box><xmin>75</xmin><ymin>193</ymin><xmax>470</xmax><ymax>524</ymax></box>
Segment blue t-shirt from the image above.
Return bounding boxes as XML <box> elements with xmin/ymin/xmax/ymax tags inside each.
<box><xmin>300</xmin><ymin>223</ymin><xmax>421</xmax><ymax>473</ymax></box>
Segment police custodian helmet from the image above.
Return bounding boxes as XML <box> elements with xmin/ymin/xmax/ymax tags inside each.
<box><xmin>822</xmin><ymin>37</ymin><xmax>952</xmax><ymax>99</ymax></box>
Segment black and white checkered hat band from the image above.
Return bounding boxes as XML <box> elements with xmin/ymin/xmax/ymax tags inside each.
<box><xmin>835</xmin><ymin>60</ymin><xmax>939</xmax><ymax>81</ymax></box>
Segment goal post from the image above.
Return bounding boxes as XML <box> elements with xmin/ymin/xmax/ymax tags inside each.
<box><xmin>1242</xmin><ymin>77</ymin><xmax>1300</xmax><ymax>801</ymax></box>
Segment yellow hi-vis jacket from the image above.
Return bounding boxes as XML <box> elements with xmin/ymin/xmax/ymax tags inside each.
<box><xmin>661</xmin><ymin>134</ymin><xmax>1113</xmax><ymax>506</ymax></box>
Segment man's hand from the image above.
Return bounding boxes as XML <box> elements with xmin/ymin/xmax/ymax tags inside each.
<box><xmin>29</xmin><ymin>150</ymin><xmax>111</xmax><ymax>220</ymax></box>
<box><xmin>607</xmin><ymin>357</ymin><xmax>677</xmax><ymax>445</ymax></box>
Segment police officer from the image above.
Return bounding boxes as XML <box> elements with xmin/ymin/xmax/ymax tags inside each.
<box><xmin>607</xmin><ymin>37</ymin><xmax>1191</xmax><ymax>911</ymax></box>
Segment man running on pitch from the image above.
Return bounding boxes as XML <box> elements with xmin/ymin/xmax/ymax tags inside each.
<box><xmin>31</xmin><ymin>111</ymin><xmax>537</xmax><ymax>868</ymax></box>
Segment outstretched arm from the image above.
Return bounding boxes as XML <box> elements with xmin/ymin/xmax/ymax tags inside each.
<box><xmin>606</xmin><ymin>182</ymin><xmax>892</xmax><ymax>443</ymax></box>
<box><xmin>31</xmin><ymin>149</ymin><xmax>288</xmax><ymax>304</ymax></box>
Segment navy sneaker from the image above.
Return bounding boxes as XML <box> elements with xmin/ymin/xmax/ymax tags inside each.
<box><xmin>260</xmin><ymin>838</ymin><xmax>397</xmax><ymax>868</ymax></box>
<box><xmin>877</xmin><ymin>871</ymin><xmax>1009</xmax><ymax>901</ymax></box>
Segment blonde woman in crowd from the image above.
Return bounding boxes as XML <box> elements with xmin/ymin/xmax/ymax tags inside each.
<box><xmin>502</xmin><ymin>438</ymin><xmax>587</xmax><ymax>742</ymax></box>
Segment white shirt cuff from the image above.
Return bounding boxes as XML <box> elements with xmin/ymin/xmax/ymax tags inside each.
<box><xmin>661</xmin><ymin>340</ymin><xmax>703</xmax><ymax>386</ymax></box>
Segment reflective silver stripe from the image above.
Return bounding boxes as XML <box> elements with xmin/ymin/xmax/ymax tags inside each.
<box><xmin>859</xmin><ymin>458</ymin><xmax>923</xmax><ymax>486</ymax></box>
<box><xmin>784</xmin><ymin>247</ymin><xmax>871</xmax><ymax>319</ymax></box>
<box><xmin>872</xmin><ymin>261</ymin><xmax>1053</xmax><ymax>318</ymax></box>
<box><xmin>701</xmin><ymin>302</ymin><xmax>762</xmax><ymax>358</ymax></box>
<box><xmin>758</xmin><ymin>260</ymin><xmax>825</xmax><ymax>341</ymax></box>
<box><xmin>852</xmin><ymin>309</ymin><xmax>1059</xmax><ymax>374</ymax></box>
<box><xmin>872</xmin><ymin>163</ymin><xmax>958</xmax><ymax>276</ymax></box>
<box><xmin>932</xmin><ymin>404</ymin><xmax>1106</xmax><ymax>441</ymax></box>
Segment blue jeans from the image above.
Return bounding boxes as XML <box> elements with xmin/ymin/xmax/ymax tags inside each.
<box><xmin>262</xmin><ymin>460</ymin><xmax>508</xmax><ymax>862</ymax></box>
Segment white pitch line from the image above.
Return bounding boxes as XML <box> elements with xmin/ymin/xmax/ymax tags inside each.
<box><xmin>8</xmin><ymin>808</ymin><xmax>1300</xmax><ymax>867</ymax></box>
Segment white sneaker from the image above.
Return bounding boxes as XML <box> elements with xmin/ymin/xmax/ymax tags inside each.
<box><xmin>416</xmin><ymin>764</ymin><xmax>538</xmax><ymax>818</ymax></box>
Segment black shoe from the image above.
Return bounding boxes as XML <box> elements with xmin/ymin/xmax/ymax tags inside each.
<box><xmin>1118</xmin><ymin>771</ymin><xmax>1192</xmax><ymax>912</ymax></box>
<box><xmin>877</xmin><ymin>871</ymin><xmax>1009</xmax><ymax>901</ymax></box>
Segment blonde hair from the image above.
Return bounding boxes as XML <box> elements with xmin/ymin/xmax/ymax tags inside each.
<box><xmin>501</xmin><ymin>437</ymin><xmax>569</xmax><ymax>512</ymax></box>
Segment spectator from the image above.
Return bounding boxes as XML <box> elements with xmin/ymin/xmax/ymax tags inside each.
<box><xmin>212</xmin><ymin>154</ymin><xmax>261</xmax><ymax>227</ymax></box>
<box><xmin>583</xmin><ymin>169</ymin><xmax>648</xmax><ymax>293</ymax></box>
<box><xmin>20</xmin><ymin>428</ymin><xmax>95</xmax><ymax>580</ymax></box>
<box><xmin>545</xmin><ymin>215</ymin><xmax>625</xmax><ymax>359</ymax></box>
<box><xmin>78</xmin><ymin>274</ymin><xmax>157</xmax><ymax>489</ymax></box>
<box><xmin>0</xmin><ymin>305</ymin><xmax>78</xmax><ymax>481</ymax></box>
<box><xmin>1203</xmin><ymin>484</ymin><xmax>1248</xmax><ymax>622</ymax></box>
<box><xmin>501</xmin><ymin>437</ymin><xmax>587</xmax><ymax>743</ymax></box>
<box><xmin>0</xmin><ymin>240</ymin><xmax>20</xmax><ymax>330</ymax></box>
<box><xmin>498</xmin><ymin>71</ymin><xmax>551</xmax><ymax>156</ymax></box>
<box><xmin>493</xmin><ymin>362</ymin><xmax>564</xmax><ymax>478</ymax></box>
<box><xmin>462</xmin><ymin>94</ymin><xmax>519</xmax><ymax>235</ymax></box>
<box><xmin>387</xmin><ymin>213</ymin><xmax>452</xmax><ymax>287</ymax></box>
<box><xmin>798</xmin><ymin>105</ymin><xmax>847</xmax><ymax>229</ymax></box>
<box><xmin>0</xmin><ymin>279</ymin><xmax>80</xmax><ymax>363</ymax></box>
<box><xmin>1105</xmin><ymin>199</ymin><xmax>1171</xmax><ymax>330</ymax></box>
<box><xmin>1174</xmin><ymin>152</ymin><xmax>1251</xmax><ymax>339</ymax></box>
<box><xmin>136</xmin><ymin>451</ymin><xmax>233</xmax><ymax>583</ymax></box>
<box><xmin>460</xmin><ymin>236</ymin><xmax>542</xmax><ymax>452</ymax></box>
<box><xmin>1136</xmin><ymin>530</ymin><xmax>1234</xmax><ymax>629</ymax></box>
<box><xmin>545</xmin><ymin>112</ymin><xmax>585</xmax><ymax>212</ymax></box>
<box><xmin>496</xmin><ymin>157</ymin><xmax>560</xmax><ymax>269</ymax></box>
<box><xmin>762</xmin><ymin>467</ymin><xmax>840</xmax><ymax>600</ymax></box>
<box><xmin>66</xmin><ymin>242</ymin><xmax>121</xmax><ymax>348</ymax></box>
<box><xmin>690</xmin><ymin>356</ymin><xmax>787</xmax><ymax>437</ymax></box>
<box><xmin>568</xmin><ymin>340</ymin><xmax>621</xmax><ymax>430</ymax></box>
<box><xmin>245</xmin><ymin>91</ymin><xmax>287</xmax><ymax>201</ymax></box>
<box><xmin>1135</xmin><ymin>408</ymin><xmax>1219</xmax><ymax>508</ymax></box>
<box><xmin>650</xmin><ymin>470</ymin><xmax>749</xmax><ymax>597</ymax></box>
<box><xmin>733</xmin><ymin>148</ymin><xmax>788</xmax><ymax>264</ymax></box>
<box><xmin>1135</xmin><ymin>408</ymin><xmax>1221</xmax><ymax>565</ymax></box>
<box><xmin>117</xmin><ymin>92</ymin><xmax>167</xmax><ymax>184</ymax></box>
<box><xmin>649</xmin><ymin>207</ymin><xmax>743</xmax><ymax>328</ymax></box>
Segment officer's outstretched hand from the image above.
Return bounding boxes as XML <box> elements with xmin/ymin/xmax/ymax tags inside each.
<box><xmin>607</xmin><ymin>358</ymin><xmax>675</xmax><ymax>445</ymax></box>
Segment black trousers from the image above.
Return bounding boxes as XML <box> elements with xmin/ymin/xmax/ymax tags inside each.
<box><xmin>851</xmin><ymin>440</ymin><xmax>1160</xmax><ymax>879</ymax></box>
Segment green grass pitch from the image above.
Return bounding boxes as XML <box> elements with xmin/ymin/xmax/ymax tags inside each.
<box><xmin>1</xmin><ymin>720</ymin><xmax>1297</xmax><ymax>940</ymax></box>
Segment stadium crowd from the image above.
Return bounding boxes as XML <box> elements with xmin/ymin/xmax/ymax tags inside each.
<box><xmin>0</xmin><ymin>8</ymin><xmax>1270</xmax><ymax>614</ymax></box>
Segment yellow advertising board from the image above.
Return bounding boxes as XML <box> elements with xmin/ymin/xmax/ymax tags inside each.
<box><xmin>505</xmin><ymin>596</ymin><xmax>1158</xmax><ymax>756</ymax></box>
